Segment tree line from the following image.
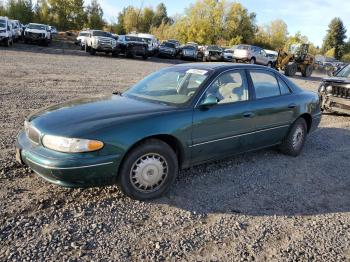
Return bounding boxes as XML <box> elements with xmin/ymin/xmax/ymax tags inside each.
<box><xmin>1</xmin><ymin>0</ymin><xmax>350</xmax><ymax>61</ymax></box>
<box><xmin>0</xmin><ymin>0</ymin><xmax>104</xmax><ymax>30</ymax></box>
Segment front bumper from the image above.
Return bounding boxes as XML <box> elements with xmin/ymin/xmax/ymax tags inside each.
<box><xmin>93</xmin><ymin>44</ymin><xmax>117</xmax><ymax>52</ymax></box>
<box><xmin>320</xmin><ymin>94</ymin><xmax>350</xmax><ymax>115</ymax></box>
<box><xmin>16</xmin><ymin>131</ymin><xmax>121</xmax><ymax>187</ymax></box>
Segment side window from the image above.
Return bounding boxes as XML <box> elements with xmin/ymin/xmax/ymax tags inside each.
<box><xmin>203</xmin><ymin>70</ymin><xmax>249</xmax><ymax>104</ymax></box>
<box><xmin>250</xmin><ymin>71</ymin><xmax>280</xmax><ymax>99</ymax></box>
<box><xmin>278</xmin><ymin>77</ymin><xmax>292</xmax><ymax>95</ymax></box>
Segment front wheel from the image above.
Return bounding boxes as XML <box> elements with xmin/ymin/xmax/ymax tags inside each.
<box><xmin>279</xmin><ymin>118</ymin><xmax>307</xmax><ymax>156</ymax></box>
<box><xmin>250</xmin><ymin>57</ymin><xmax>256</xmax><ymax>64</ymax></box>
<box><xmin>118</xmin><ymin>139</ymin><xmax>178</xmax><ymax>200</ymax></box>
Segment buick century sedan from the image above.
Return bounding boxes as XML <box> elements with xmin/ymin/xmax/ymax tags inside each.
<box><xmin>16</xmin><ymin>64</ymin><xmax>321</xmax><ymax>200</ymax></box>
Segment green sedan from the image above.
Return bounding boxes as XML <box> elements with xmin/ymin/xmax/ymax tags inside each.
<box><xmin>16</xmin><ymin>63</ymin><xmax>321</xmax><ymax>200</ymax></box>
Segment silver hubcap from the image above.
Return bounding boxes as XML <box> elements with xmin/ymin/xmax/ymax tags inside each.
<box><xmin>130</xmin><ymin>153</ymin><xmax>168</xmax><ymax>193</ymax></box>
<box><xmin>292</xmin><ymin>126</ymin><xmax>304</xmax><ymax>148</ymax></box>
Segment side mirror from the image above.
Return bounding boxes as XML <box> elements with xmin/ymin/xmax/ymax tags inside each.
<box><xmin>199</xmin><ymin>95</ymin><xmax>218</xmax><ymax>108</ymax></box>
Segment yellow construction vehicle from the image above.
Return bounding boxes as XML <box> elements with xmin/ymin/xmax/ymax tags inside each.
<box><xmin>275</xmin><ymin>43</ymin><xmax>314</xmax><ymax>77</ymax></box>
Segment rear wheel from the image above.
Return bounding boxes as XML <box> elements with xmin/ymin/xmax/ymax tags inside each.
<box><xmin>301</xmin><ymin>64</ymin><xmax>313</xmax><ymax>77</ymax></box>
<box><xmin>279</xmin><ymin>118</ymin><xmax>307</xmax><ymax>156</ymax></box>
<box><xmin>89</xmin><ymin>47</ymin><xmax>96</xmax><ymax>55</ymax></box>
<box><xmin>142</xmin><ymin>48</ymin><xmax>148</xmax><ymax>60</ymax></box>
<box><xmin>118</xmin><ymin>139</ymin><xmax>178</xmax><ymax>200</ymax></box>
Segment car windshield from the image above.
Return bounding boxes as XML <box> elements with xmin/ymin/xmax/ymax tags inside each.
<box><xmin>237</xmin><ymin>45</ymin><xmax>249</xmax><ymax>50</ymax></box>
<box><xmin>124</xmin><ymin>67</ymin><xmax>211</xmax><ymax>105</ymax></box>
<box><xmin>28</xmin><ymin>24</ymin><xmax>46</xmax><ymax>30</ymax></box>
<box><xmin>141</xmin><ymin>38</ymin><xmax>151</xmax><ymax>44</ymax></box>
<box><xmin>208</xmin><ymin>45</ymin><xmax>221</xmax><ymax>51</ymax></box>
<box><xmin>183</xmin><ymin>45</ymin><xmax>196</xmax><ymax>50</ymax></box>
<box><xmin>125</xmin><ymin>36</ymin><xmax>143</xmax><ymax>42</ymax></box>
<box><xmin>0</xmin><ymin>19</ymin><xmax>6</xmax><ymax>28</ymax></box>
<box><xmin>162</xmin><ymin>42</ymin><xmax>175</xmax><ymax>48</ymax></box>
<box><xmin>79</xmin><ymin>32</ymin><xmax>89</xmax><ymax>36</ymax></box>
<box><xmin>336</xmin><ymin>64</ymin><xmax>350</xmax><ymax>78</ymax></box>
<box><xmin>92</xmin><ymin>31</ymin><xmax>110</xmax><ymax>37</ymax></box>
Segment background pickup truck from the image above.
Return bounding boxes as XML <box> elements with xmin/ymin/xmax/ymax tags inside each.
<box><xmin>84</xmin><ymin>30</ymin><xmax>117</xmax><ymax>56</ymax></box>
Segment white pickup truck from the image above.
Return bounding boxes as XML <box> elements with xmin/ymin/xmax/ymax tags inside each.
<box><xmin>84</xmin><ymin>30</ymin><xmax>117</xmax><ymax>56</ymax></box>
<box><xmin>0</xmin><ymin>16</ymin><xmax>14</xmax><ymax>47</ymax></box>
<box><xmin>24</xmin><ymin>23</ymin><xmax>51</xmax><ymax>46</ymax></box>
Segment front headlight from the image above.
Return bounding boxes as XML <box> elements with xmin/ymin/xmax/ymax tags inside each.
<box><xmin>42</xmin><ymin>135</ymin><xmax>104</xmax><ymax>153</ymax></box>
<box><xmin>326</xmin><ymin>85</ymin><xmax>333</xmax><ymax>93</ymax></box>
<box><xmin>112</xmin><ymin>40</ymin><xmax>117</xmax><ymax>47</ymax></box>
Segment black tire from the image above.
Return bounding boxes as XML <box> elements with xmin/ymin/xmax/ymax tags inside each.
<box><xmin>89</xmin><ymin>48</ymin><xmax>96</xmax><ymax>55</ymax></box>
<box><xmin>250</xmin><ymin>57</ymin><xmax>256</xmax><ymax>64</ymax></box>
<box><xmin>142</xmin><ymin>48</ymin><xmax>148</xmax><ymax>60</ymax></box>
<box><xmin>118</xmin><ymin>139</ymin><xmax>178</xmax><ymax>200</ymax></box>
<box><xmin>301</xmin><ymin>64</ymin><xmax>313</xmax><ymax>77</ymax></box>
<box><xmin>279</xmin><ymin>118</ymin><xmax>307</xmax><ymax>156</ymax></box>
<box><xmin>284</xmin><ymin>63</ymin><xmax>297</xmax><ymax>77</ymax></box>
<box><xmin>112</xmin><ymin>51</ymin><xmax>118</xmax><ymax>57</ymax></box>
<box><xmin>267</xmin><ymin>61</ymin><xmax>273</xmax><ymax>68</ymax></box>
<box><xmin>5</xmin><ymin>38</ymin><xmax>10</xmax><ymax>47</ymax></box>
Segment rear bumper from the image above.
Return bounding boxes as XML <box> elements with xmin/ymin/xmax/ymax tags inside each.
<box><xmin>321</xmin><ymin>94</ymin><xmax>350</xmax><ymax>115</ymax></box>
<box><xmin>16</xmin><ymin>131</ymin><xmax>121</xmax><ymax>187</ymax></box>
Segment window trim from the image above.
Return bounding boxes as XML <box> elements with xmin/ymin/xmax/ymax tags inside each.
<box><xmin>275</xmin><ymin>74</ymin><xmax>293</xmax><ymax>96</ymax></box>
<box><xmin>247</xmin><ymin>69</ymin><xmax>283</xmax><ymax>100</ymax></box>
<box><xmin>194</xmin><ymin>69</ymin><xmax>252</xmax><ymax>108</ymax></box>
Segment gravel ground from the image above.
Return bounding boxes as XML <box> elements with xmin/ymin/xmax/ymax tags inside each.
<box><xmin>0</xmin><ymin>44</ymin><xmax>350</xmax><ymax>262</ymax></box>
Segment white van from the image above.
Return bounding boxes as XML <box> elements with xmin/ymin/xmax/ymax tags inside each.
<box><xmin>137</xmin><ymin>33</ymin><xmax>159</xmax><ymax>56</ymax></box>
<box><xmin>0</xmin><ymin>16</ymin><xmax>13</xmax><ymax>47</ymax></box>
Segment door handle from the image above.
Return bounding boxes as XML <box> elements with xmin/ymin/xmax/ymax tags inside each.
<box><xmin>288</xmin><ymin>103</ymin><xmax>297</xmax><ymax>109</ymax></box>
<box><xmin>243</xmin><ymin>112</ymin><xmax>254</xmax><ymax>118</ymax></box>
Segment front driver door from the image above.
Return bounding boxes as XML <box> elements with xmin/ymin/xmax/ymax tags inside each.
<box><xmin>191</xmin><ymin>69</ymin><xmax>256</xmax><ymax>164</ymax></box>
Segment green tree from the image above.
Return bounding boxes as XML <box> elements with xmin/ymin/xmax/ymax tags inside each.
<box><xmin>139</xmin><ymin>7</ymin><xmax>154</xmax><ymax>32</ymax></box>
<box><xmin>6</xmin><ymin>0</ymin><xmax>34</xmax><ymax>24</ymax></box>
<box><xmin>225</xmin><ymin>2</ymin><xmax>256</xmax><ymax>45</ymax></box>
<box><xmin>267</xmin><ymin>19</ymin><xmax>288</xmax><ymax>49</ymax></box>
<box><xmin>86</xmin><ymin>0</ymin><xmax>104</xmax><ymax>29</ymax></box>
<box><xmin>123</xmin><ymin>6</ymin><xmax>138</xmax><ymax>33</ymax></box>
<box><xmin>152</xmin><ymin>3</ymin><xmax>168</xmax><ymax>27</ymax></box>
<box><xmin>322</xmin><ymin>17</ymin><xmax>347</xmax><ymax>59</ymax></box>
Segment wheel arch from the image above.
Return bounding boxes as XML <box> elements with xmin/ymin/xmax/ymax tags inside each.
<box><xmin>299</xmin><ymin>113</ymin><xmax>312</xmax><ymax>133</ymax></box>
<box><xmin>117</xmin><ymin>134</ymin><xmax>186</xmax><ymax>175</ymax></box>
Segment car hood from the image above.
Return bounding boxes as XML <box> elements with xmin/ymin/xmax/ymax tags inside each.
<box><xmin>323</xmin><ymin>77</ymin><xmax>350</xmax><ymax>84</ymax></box>
<box><xmin>28</xmin><ymin>95</ymin><xmax>175</xmax><ymax>137</ymax></box>
<box><xmin>94</xmin><ymin>36</ymin><xmax>113</xmax><ymax>41</ymax></box>
<box><xmin>25</xmin><ymin>28</ymin><xmax>46</xmax><ymax>34</ymax></box>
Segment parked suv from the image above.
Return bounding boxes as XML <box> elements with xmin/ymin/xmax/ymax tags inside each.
<box><xmin>233</xmin><ymin>44</ymin><xmax>275</xmax><ymax>67</ymax></box>
<box><xmin>0</xmin><ymin>16</ymin><xmax>13</xmax><ymax>47</ymax></box>
<box><xmin>116</xmin><ymin>35</ymin><xmax>148</xmax><ymax>59</ymax></box>
<box><xmin>24</xmin><ymin>23</ymin><xmax>51</xmax><ymax>45</ymax></box>
<box><xmin>84</xmin><ymin>30</ymin><xmax>117</xmax><ymax>56</ymax></box>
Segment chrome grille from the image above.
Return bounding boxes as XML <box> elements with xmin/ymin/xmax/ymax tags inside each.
<box><xmin>25</xmin><ymin>122</ymin><xmax>41</xmax><ymax>144</ymax></box>
<box><xmin>332</xmin><ymin>85</ymin><xmax>350</xmax><ymax>99</ymax></box>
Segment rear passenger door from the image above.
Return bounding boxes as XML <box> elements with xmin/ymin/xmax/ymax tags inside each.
<box><xmin>245</xmin><ymin>70</ymin><xmax>299</xmax><ymax>149</ymax></box>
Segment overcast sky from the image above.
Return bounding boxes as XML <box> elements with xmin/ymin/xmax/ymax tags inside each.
<box><xmin>90</xmin><ymin>0</ymin><xmax>350</xmax><ymax>46</ymax></box>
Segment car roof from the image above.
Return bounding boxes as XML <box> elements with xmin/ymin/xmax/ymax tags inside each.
<box><xmin>28</xmin><ymin>23</ymin><xmax>46</xmax><ymax>26</ymax></box>
<box><xmin>172</xmin><ymin>63</ymin><xmax>273</xmax><ymax>71</ymax></box>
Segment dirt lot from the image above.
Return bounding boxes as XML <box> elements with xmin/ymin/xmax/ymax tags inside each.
<box><xmin>1</xmin><ymin>44</ymin><xmax>350</xmax><ymax>261</ymax></box>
